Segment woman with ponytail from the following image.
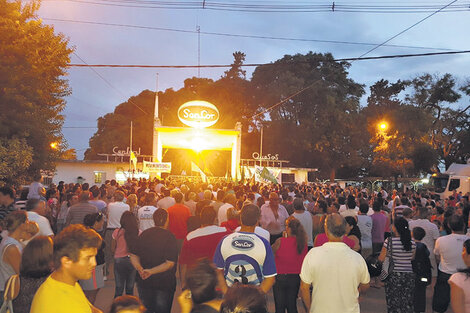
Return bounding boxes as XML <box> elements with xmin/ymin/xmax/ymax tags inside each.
<box><xmin>379</xmin><ymin>217</ymin><xmax>416</xmax><ymax>313</ymax></box>
<box><xmin>112</xmin><ymin>211</ymin><xmax>140</xmax><ymax>298</ymax></box>
<box><xmin>271</xmin><ymin>216</ymin><xmax>308</xmax><ymax>313</ymax></box>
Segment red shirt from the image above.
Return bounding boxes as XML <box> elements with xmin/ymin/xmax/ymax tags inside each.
<box><xmin>220</xmin><ymin>219</ymin><xmax>240</xmax><ymax>231</ymax></box>
<box><xmin>275</xmin><ymin>237</ymin><xmax>307</xmax><ymax>274</ymax></box>
<box><xmin>167</xmin><ymin>203</ymin><xmax>191</xmax><ymax>239</ymax></box>
<box><xmin>314</xmin><ymin>233</ymin><xmax>355</xmax><ymax>249</ymax></box>
<box><xmin>179</xmin><ymin>225</ymin><xmax>232</xmax><ymax>265</ymax></box>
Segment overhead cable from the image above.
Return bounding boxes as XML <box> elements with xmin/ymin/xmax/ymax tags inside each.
<box><xmin>66</xmin><ymin>50</ymin><xmax>470</xmax><ymax>69</ymax></box>
<box><xmin>43</xmin><ymin>17</ymin><xmax>455</xmax><ymax>52</ymax></box>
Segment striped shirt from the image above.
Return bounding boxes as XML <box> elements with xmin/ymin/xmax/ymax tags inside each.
<box><xmin>383</xmin><ymin>237</ymin><xmax>416</xmax><ymax>273</ymax></box>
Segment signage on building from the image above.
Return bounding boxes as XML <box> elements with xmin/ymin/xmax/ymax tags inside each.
<box><xmin>178</xmin><ymin>100</ymin><xmax>219</xmax><ymax>128</ymax></box>
<box><xmin>112</xmin><ymin>146</ymin><xmax>141</xmax><ymax>157</ymax></box>
<box><xmin>252</xmin><ymin>152</ymin><xmax>279</xmax><ymax>161</ymax></box>
<box><xmin>143</xmin><ymin>161</ymin><xmax>172</xmax><ymax>173</ymax></box>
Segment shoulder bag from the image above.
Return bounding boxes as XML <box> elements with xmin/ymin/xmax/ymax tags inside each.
<box><xmin>0</xmin><ymin>274</ymin><xmax>19</xmax><ymax>313</ymax></box>
<box><xmin>380</xmin><ymin>238</ymin><xmax>394</xmax><ymax>281</ymax></box>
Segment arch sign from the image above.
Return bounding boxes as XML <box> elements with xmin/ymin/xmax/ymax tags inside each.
<box><xmin>178</xmin><ymin>100</ymin><xmax>219</xmax><ymax>128</ymax></box>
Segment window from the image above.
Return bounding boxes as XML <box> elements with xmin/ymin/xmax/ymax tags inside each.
<box><xmin>281</xmin><ymin>173</ymin><xmax>295</xmax><ymax>183</ymax></box>
<box><xmin>94</xmin><ymin>171</ymin><xmax>106</xmax><ymax>184</ymax></box>
<box><xmin>448</xmin><ymin>179</ymin><xmax>460</xmax><ymax>191</ymax></box>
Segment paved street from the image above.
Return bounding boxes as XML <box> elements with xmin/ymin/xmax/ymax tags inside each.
<box><xmin>95</xmin><ymin>275</ymin><xmax>454</xmax><ymax>313</ymax></box>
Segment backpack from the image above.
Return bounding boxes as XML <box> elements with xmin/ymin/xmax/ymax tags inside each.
<box><xmin>412</xmin><ymin>242</ymin><xmax>432</xmax><ymax>286</ymax></box>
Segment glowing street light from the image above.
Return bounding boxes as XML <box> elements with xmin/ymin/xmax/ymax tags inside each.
<box><xmin>378</xmin><ymin>121</ymin><xmax>388</xmax><ymax>131</ymax></box>
<box><xmin>50</xmin><ymin>142</ymin><xmax>59</xmax><ymax>150</ymax></box>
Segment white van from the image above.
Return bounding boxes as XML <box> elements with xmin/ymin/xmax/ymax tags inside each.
<box><xmin>430</xmin><ymin>160</ymin><xmax>470</xmax><ymax>199</ymax></box>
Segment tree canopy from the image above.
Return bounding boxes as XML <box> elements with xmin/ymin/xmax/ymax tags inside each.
<box><xmin>0</xmin><ymin>0</ymin><xmax>73</xmax><ymax>184</ymax></box>
<box><xmin>81</xmin><ymin>52</ymin><xmax>470</xmax><ymax>180</ymax></box>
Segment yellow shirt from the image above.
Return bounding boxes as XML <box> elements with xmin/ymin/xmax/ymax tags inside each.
<box><xmin>30</xmin><ymin>275</ymin><xmax>92</xmax><ymax>313</ymax></box>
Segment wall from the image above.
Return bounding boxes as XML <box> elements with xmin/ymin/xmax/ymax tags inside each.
<box><xmin>53</xmin><ymin>161</ymin><xmax>142</xmax><ymax>185</ymax></box>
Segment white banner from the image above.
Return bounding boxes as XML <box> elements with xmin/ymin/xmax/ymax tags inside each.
<box><xmin>143</xmin><ymin>161</ymin><xmax>172</xmax><ymax>173</ymax></box>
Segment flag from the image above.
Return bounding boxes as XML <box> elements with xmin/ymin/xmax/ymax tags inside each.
<box><xmin>191</xmin><ymin>161</ymin><xmax>207</xmax><ymax>182</ymax></box>
<box><xmin>130</xmin><ymin>151</ymin><xmax>137</xmax><ymax>170</ymax></box>
<box><xmin>260</xmin><ymin>167</ymin><xmax>278</xmax><ymax>184</ymax></box>
<box><xmin>255</xmin><ymin>166</ymin><xmax>278</xmax><ymax>184</ymax></box>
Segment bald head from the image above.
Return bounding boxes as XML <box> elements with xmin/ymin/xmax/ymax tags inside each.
<box><xmin>325</xmin><ymin>213</ymin><xmax>347</xmax><ymax>239</ymax></box>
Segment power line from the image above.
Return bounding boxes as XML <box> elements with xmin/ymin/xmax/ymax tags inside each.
<box><xmin>248</xmin><ymin>0</ymin><xmax>461</xmax><ymax>119</ymax></box>
<box><xmin>72</xmin><ymin>52</ymin><xmax>151</xmax><ymax>116</ymax></box>
<box><xmin>40</xmin><ymin>0</ymin><xmax>470</xmax><ymax>13</ymax></box>
<box><xmin>357</xmin><ymin>0</ymin><xmax>459</xmax><ymax>58</ymax></box>
<box><xmin>43</xmin><ymin>18</ymin><xmax>455</xmax><ymax>52</ymax></box>
<box><xmin>66</xmin><ymin>50</ymin><xmax>470</xmax><ymax>69</ymax></box>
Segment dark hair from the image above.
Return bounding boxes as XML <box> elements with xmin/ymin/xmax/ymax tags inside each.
<box><xmin>83</xmin><ymin>213</ymin><xmax>104</xmax><ymax>228</ymax></box>
<box><xmin>4</xmin><ymin>211</ymin><xmax>27</xmax><ymax>233</ymax></box>
<box><xmin>120</xmin><ymin>211</ymin><xmax>139</xmax><ymax>252</ymax></box>
<box><xmin>359</xmin><ymin>202</ymin><xmax>369</xmax><ymax>214</ymax></box>
<box><xmin>20</xmin><ymin>236</ymin><xmax>53</xmax><ymax>278</ymax></box>
<box><xmin>153</xmin><ymin>208</ymin><xmax>168</xmax><ymax>227</ymax></box>
<box><xmin>449</xmin><ymin>214</ymin><xmax>465</xmax><ymax>232</ymax></box>
<box><xmin>347</xmin><ymin>195</ymin><xmax>356</xmax><ymax>209</ymax></box>
<box><xmin>412</xmin><ymin>226</ymin><xmax>426</xmax><ymax>241</ymax></box>
<box><xmin>25</xmin><ymin>198</ymin><xmax>41</xmax><ymax>211</ymax></box>
<box><xmin>287</xmin><ymin>218</ymin><xmax>307</xmax><ymax>254</ymax></box>
<box><xmin>372</xmin><ymin>200</ymin><xmax>382</xmax><ymax>212</ymax></box>
<box><xmin>317</xmin><ymin>200</ymin><xmax>328</xmax><ymax>213</ymax></box>
<box><xmin>110</xmin><ymin>295</ymin><xmax>145</xmax><ymax>313</ymax></box>
<box><xmin>458</xmin><ymin>239</ymin><xmax>470</xmax><ymax>277</ymax></box>
<box><xmin>0</xmin><ymin>186</ymin><xmax>14</xmax><ymax>199</ymax></box>
<box><xmin>220</xmin><ymin>284</ymin><xmax>267</xmax><ymax>313</ymax></box>
<box><xmin>187</xmin><ymin>216</ymin><xmax>201</xmax><ymax>233</ymax></box>
<box><xmin>293</xmin><ymin>198</ymin><xmax>305</xmax><ymax>211</ymax></box>
<box><xmin>53</xmin><ymin>224</ymin><xmax>102</xmax><ymax>268</ymax></box>
<box><xmin>174</xmin><ymin>192</ymin><xmax>184</xmax><ymax>203</ymax></box>
<box><xmin>200</xmin><ymin>206</ymin><xmax>216</xmax><ymax>225</ymax></box>
<box><xmin>393</xmin><ymin>217</ymin><xmax>412</xmax><ymax>251</ymax></box>
<box><xmin>240</xmin><ymin>204</ymin><xmax>260</xmax><ymax>227</ymax></box>
<box><xmin>344</xmin><ymin>216</ymin><xmax>362</xmax><ymax>240</ymax></box>
<box><xmin>185</xmin><ymin>259</ymin><xmax>218</xmax><ymax>304</ymax></box>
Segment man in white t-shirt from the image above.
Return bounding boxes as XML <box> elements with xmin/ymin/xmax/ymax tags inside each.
<box><xmin>339</xmin><ymin>195</ymin><xmax>359</xmax><ymax>218</ymax></box>
<box><xmin>292</xmin><ymin>198</ymin><xmax>313</xmax><ymax>248</ymax></box>
<box><xmin>357</xmin><ymin>203</ymin><xmax>372</xmax><ymax>258</ymax></box>
<box><xmin>218</xmin><ymin>194</ymin><xmax>236</xmax><ymax>226</ymax></box>
<box><xmin>138</xmin><ymin>192</ymin><xmax>158</xmax><ymax>231</ymax></box>
<box><xmin>300</xmin><ymin>213</ymin><xmax>369</xmax><ymax>313</ymax></box>
<box><xmin>25</xmin><ymin>199</ymin><xmax>54</xmax><ymax>237</ymax></box>
<box><xmin>157</xmin><ymin>188</ymin><xmax>175</xmax><ymax>210</ymax></box>
<box><xmin>432</xmin><ymin>215</ymin><xmax>470</xmax><ymax>313</ymax></box>
<box><xmin>408</xmin><ymin>206</ymin><xmax>440</xmax><ymax>276</ymax></box>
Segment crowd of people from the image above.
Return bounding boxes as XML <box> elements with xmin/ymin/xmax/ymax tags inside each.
<box><xmin>0</xmin><ymin>176</ymin><xmax>469</xmax><ymax>313</ymax></box>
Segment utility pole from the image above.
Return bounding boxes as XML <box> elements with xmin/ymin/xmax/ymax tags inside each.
<box><xmin>129</xmin><ymin>121</ymin><xmax>133</xmax><ymax>176</ymax></box>
<box><xmin>197</xmin><ymin>25</ymin><xmax>201</xmax><ymax>77</ymax></box>
<box><xmin>260</xmin><ymin>126</ymin><xmax>263</xmax><ymax>167</ymax></box>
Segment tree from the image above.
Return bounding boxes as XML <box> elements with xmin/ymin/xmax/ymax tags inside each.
<box><xmin>0</xmin><ymin>0</ymin><xmax>73</xmax><ymax>181</ymax></box>
<box><xmin>407</xmin><ymin>74</ymin><xmax>470</xmax><ymax>168</ymax></box>
<box><xmin>250</xmin><ymin>52</ymin><xmax>365</xmax><ymax>180</ymax></box>
<box><xmin>364</xmin><ymin>79</ymin><xmax>437</xmax><ymax>179</ymax></box>
<box><xmin>62</xmin><ymin>148</ymin><xmax>77</xmax><ymax>160</ymax></box>
<box><xmin>0</xmin><ymin>138</ymin><xmax>33</xmax><ymax>185</ymax></box>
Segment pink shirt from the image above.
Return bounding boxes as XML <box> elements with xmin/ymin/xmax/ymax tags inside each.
<box><xmin>314</xmin><ymin>233</ymin><xmax>355</xmax><ymax>249</ymax></box>
<box><xmin>275</xmin><ymin>237</ymin><xmax>307</xmax><ymax>274</ymax></box>
<box><xmin>112</xmin><ymin>228</ymin><xmax>141</xmax><ymax>258</ymax></box>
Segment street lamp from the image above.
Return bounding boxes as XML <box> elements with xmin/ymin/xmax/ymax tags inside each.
<box><xmin>378</xmin><ymin>121</ymin><xmax>388</xmax><ymax>131</ymax></box>
<box><xmin>50</xmin><ymin>142</ymin><xmax>59</xmax><ymax>150</ymax></box>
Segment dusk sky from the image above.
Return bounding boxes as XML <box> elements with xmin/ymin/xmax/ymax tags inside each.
<box><xmin>34</xmin><ymin>0</ymin><xmax>470</xmax><ymax>158</ymax></box>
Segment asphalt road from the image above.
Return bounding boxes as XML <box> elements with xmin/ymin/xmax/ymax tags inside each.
<box><xmin>94</xmin><ymin>275</ymin><xmax>454</xmax><ymax>313</ymax></box>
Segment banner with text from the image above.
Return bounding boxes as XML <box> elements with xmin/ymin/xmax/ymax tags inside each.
<box><xmin>143</xmin><ymin>161</ymin><xmax>172</xmax><ymax>173</ymax></box>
